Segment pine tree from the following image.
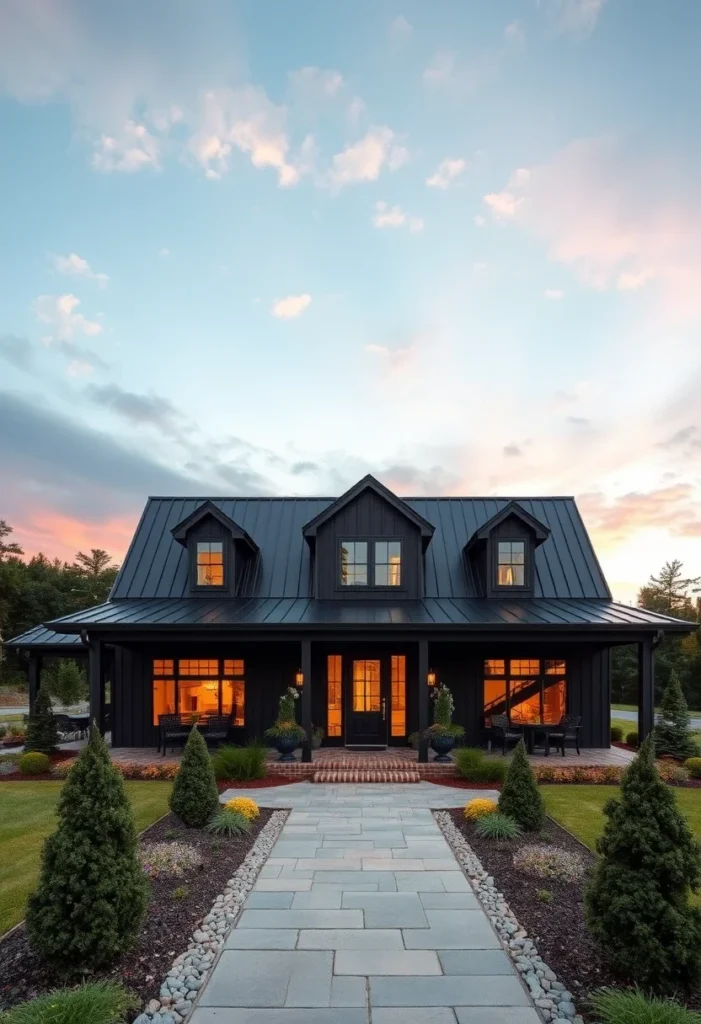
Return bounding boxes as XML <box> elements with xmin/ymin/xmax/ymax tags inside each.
<box><xmin>24</xmin><ymin>686</ymin><xmax>59</xmax><ymax>754</ymax></box>
<box><xmin>498</xmin><ymin>738</ymin><xmax>545</xmax><ymax>830</ymax></box>
<box><xmin>585</xmin><ymin>737</ymin><xmax>701</xmax><ymax>992</ymax></box>
<box><xmin>169</xmin><ymin>726</ymin><xmax>220</xmax><ymax>827</ymax></box>
<box><xmin>26</xmin><ymin>726</ymin><xmax>149</xmax><ymax>972</ymax></box>
<box><xmin>654</xmin><ymin>671</ymin><xmax>699</xmax><ymax>759</ymax></box>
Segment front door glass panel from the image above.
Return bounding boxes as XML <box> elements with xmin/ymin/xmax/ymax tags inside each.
<box><xmin>353</xmin><ymin>660</ymin><xmax>381</xmax><ymax>711</ymax></box>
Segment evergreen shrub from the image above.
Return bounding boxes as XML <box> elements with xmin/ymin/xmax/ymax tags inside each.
<box><xmin>24</xmin><ymin>688</ymin><xmax>59</xmax><ymax>755</ymax></box>
<box><xmin>498</xmin><ymin>739</ymin><xmax>545</xmax><ymax>831</ymax></box>
<box><xmin>169</xmin><ymin>726</ymin><xmax>220</xmax><ymax>828</ymax></box>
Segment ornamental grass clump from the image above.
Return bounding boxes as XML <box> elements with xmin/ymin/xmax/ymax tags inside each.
<box><xmin>474</xmin><ymin>812</ymin><xmax>522</xmax><ymax>841</ymax></box>
<box><xmin>169</xmin><ymin>725</ymin><xmax>220</xmax><ymax>828</ymax></box>
<box><xmin>24</xmin><ymin>688</ymin><xmax>59</xmax><ymax>755</ymax></box>
<box><xmin>588</xmin><ymin>986</ymin><xmax>701</xmax><ymax>1024</ymax></box>
<box><xmin>0</xmin><ymin>980</ymin><xmax>138</xmax><ymax>1024</ymax></box>
<box><xmin>498</xmin><ymin>738</ymin><xmax>545</xmax><ymax>831</ymax></box>
<box><xmin>464</xmin><ymin>797</ymin><xmax>498</xmax><ymax>820</ymax></box>
<box><xmin>224</xmin><ymin>796</ymin><xmax>259</xmax><ymax>820</ymax></box>
<box><xmin>207</xmin><ymin>809</ymin><xmax>252</xmax><ymax>837</ymax></box>
<box><xmin>25</xmin><ymin>727</ymin><xmax>149</xmax><ymax>973</ymax></box>
<box><xmin>585</xmin><ymin>737</ymin><xmax>701</xmax><ymax>992</ymax></box>
<box><xmin>454</xmin><ymin>747</ymin><xmax>507</xmax><ymax>783</ymax></box>
<box><xmin>513</xmin><ymin>843</ymin><xmax>586</xmax><ymax>883</ymax></box>
<box><xmin>139</xmin><ymin>841</ymin><xmax>203</xmax><ymax>878</ymax></box>
<box><xmin>212</xmin><ymin>740</ymin><xmax>266</xmax><ymax>781</ymax></box>
<box><xmin>654</xmin><ymin>671</ymin><xmax>700</xmax><ymax>760</ymax></box>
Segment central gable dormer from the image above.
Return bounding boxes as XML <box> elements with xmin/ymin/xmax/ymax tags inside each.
<box><xmin>465</xmin><ymin>501</ymin><xmax>550</xmax><ymax>598</ymax></box>
<box><xmin>171</xmin><ymin>501</ymin><xmax>259</xmax><ymax>597</ymax></box>
<box><xmin>302</xmin><ymin>475</ymin><xmax>434</xmax><ymax>600</ymax></box>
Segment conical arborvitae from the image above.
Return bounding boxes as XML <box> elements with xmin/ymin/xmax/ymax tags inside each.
<box><xmin>654</xmin><ymin>671</ymin><xmax>699</xmax><ymax>760</ymax></box>
<box><xmin>24</xmin><ymin>686</ymin><xmax>59</xmax><ymax>754</ymax></box>
<box><xmin>498</xmin><ymin>738</ymin><xmax>545</xmax><ymax>831</ymax></box>
<box><xmin>585</xmin><ymin>736</ymin><xmax>701</xmax><ymax>992</ymax></box>
<box><xmin>26</xmin><ymin>726</ymin><xmax>149</xmax><ymax>972</ymax></box>
<box><xmin>169</xmin><ymin>725</ymin><xmax>220</xmax><ymax>827</ymax></box>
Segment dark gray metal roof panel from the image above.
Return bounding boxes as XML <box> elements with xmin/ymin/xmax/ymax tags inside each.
<box><xmin>108</xmin><ymin>495</ymin><xmax>612</xmax><ymax>601</ymax></box>
<box><xmin>45</xmin><ymin>597</ymin><xmax>695</xmax><ymax>632</ymax></box>
<box><xmin>6</xmin><ymin>624</ymin><xmax>86</xmax><ymax>648</ymax></box>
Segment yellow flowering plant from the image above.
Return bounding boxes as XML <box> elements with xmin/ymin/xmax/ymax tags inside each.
<box><xmin>464</xmin><ymin>797</ymin><xmax>498</xmax><ymax>820</ymax></box>
<box><xmin>225</xmin><ymin>796</ymin><xmax>260</xmax><ymax>820</ymax></box>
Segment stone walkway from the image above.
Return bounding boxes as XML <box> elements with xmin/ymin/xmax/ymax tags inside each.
<box><xmin>190</xmin><ymin>783</ymin><xmax>540</xmax><ymax>1023</ymax></box>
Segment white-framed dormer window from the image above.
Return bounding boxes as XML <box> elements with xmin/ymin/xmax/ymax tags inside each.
<box><xmin>340</xmin><ymin>541</ymin><xmax>368</xmax><ymax>586</ymax></box>
<box><xmin>196</xmin><ymin>540</ymin><xmax>225</xmax><ymax>586</ymax></box>
<box><xmin>374</xmin><ymin>540</ymin><xmax>401</xmax><ymax>586</ymax></box>
<box><xmin>497</xmin><ymin>540</ymin><xmax>525</xmax><ymax>586</ymax></box>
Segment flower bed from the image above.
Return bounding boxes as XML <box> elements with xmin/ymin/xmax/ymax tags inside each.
<box><xmin>0</xmin><ymin>808</ymin><xmax>275</xmax><ymax>1017</ymax></box>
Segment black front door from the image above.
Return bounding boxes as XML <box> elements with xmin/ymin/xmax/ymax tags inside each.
<box><xmin>345</xmin><ymin>657</ymin><xmax>388</xmax><ymax>746</ymax></box>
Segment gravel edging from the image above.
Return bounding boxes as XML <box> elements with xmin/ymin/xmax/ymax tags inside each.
<box><xmin>434</xmin><ymin>810</ymin><xmax>584</xmax><ymax>1024</ymax></box>
<box><xmin>133</xmin><ymin>810</ymin><xmax>288</xmax><ymax>1024</ymax></box>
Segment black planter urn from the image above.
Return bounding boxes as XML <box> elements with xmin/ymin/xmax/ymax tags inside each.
<box><xmin>430</xmin><ymin>733</ymin><xmax>456</xmax><ymax>762</ymax></box>
<box><xmin>274</xmin><ymin>734</ymin><xmax>299</xmax><ymax>762</ymax></box>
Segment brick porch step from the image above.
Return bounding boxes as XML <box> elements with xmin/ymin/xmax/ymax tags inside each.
<box><xmin>312</xmin><ymin>769</ymin><xmax>421</xmax><ymax>783</ymax></box>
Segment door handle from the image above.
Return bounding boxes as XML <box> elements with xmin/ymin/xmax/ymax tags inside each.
<box><xmin>382</xmin><ymin>698</ymin><xmax>386</xmax><ymax>720</ymax></box>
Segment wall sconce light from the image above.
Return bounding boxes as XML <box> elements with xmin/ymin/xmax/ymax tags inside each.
<box><xmin>427</xmin><ymin>668</ymin><xmax>437</xmax><ymax>687</ymax></box>
<box><xmin>295</xmin><ymin>668</ymin><xmax>304</xmax><ymax>688</ymax></box>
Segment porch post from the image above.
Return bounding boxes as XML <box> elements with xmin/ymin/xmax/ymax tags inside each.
<box><xmin>637</xmin><ymin>635</ymin><xmax>655</xmax><ymax>742</ymax></box>
<box><xmin>88</xmin><ymin>637</ymin><xmax>105</xmax><ymax>736</ymax></box>
<box><xmin>27</xmin><ymin>653</ymin><xmax>41</xmax><ymax>710</ymax></box>
<box><xmin>418</xmin><ymin>638</ymin><xmax>429</xmax><ymax>763</ymax></box>
<box><xmin>300</xmin><ymin>638</ymin><xmax>312</xmax><ymax>763</ymax></box>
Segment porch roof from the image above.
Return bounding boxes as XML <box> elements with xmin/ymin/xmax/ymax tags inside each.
<box><xmin>5</xmin><ymin>624</ymin><xmax>86</xmax><ymax>649</ymax></box>
<box><xmin>28</xmin><ymin>595</ymin><xmax>696</xmax><ymax>637</ymax></box>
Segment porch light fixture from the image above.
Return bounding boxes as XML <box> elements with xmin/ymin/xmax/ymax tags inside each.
<box><xmin>295</xmin><ymin>668</ymin><xmax>304</xmax><ymax>688</ymax></box>
<box><xmin>427</xmin><ymin>668</ymin><xmax>437</xmax><ymax>687</ymax></box>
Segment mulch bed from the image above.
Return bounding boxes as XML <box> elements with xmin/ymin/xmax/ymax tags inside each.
<box><xmin>217</xmin><ymin>776</ymin><xmax>298</xmax><ymax>789</ymax></box>
<box><xmin>429</xmin><ymin>777</ymin><xmax>503</xmax><ymax>790</ymax></box>
<box><xmin>0</xmin><ymin>809</ymin><xmax>272</xmax><ymax>1018</ymax></box>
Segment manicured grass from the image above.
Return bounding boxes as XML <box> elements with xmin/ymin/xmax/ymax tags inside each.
<box><xmin>0</xmin><ymin>781</ymin><xmax>172</xmax><ymax>935</ymax></box>
<box><xmin>612</xmin><ymin>702</ymin><xmax>701</xmax><ymax>716</ymax></box>
<box><xmin>611</xmin><ymin>716</ymin><xmax>634</xmax><ymax>738</ymax></box>
<box><xmin>542</xmin><ymin>785</ymin><xmax>701</xmax><ymax>905</ymax></box>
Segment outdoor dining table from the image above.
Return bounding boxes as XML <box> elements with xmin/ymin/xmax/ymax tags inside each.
<box><xmin>67</xmin><ymin>713</ymin><xmax>90</xmax><ymax>736</ymax></box>
<box><xmin>516</xmin><ymin>721</ymin><xmax>562</xmax><ymax>756</ymax></box>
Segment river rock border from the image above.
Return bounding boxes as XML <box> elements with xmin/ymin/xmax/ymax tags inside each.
<box><xmin>134</xmin><ymin>810</ymin><xmax>288</xmax><ymax>1024</ymax></box>
<box><xmin>434</xmin><ymin>810</ymin><xmax>583</xmax><ymax>1024</ymax></box>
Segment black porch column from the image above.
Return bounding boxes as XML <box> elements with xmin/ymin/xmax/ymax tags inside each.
<box><xmin>27</xmin><ymin>653</ymin><xmax>41</xmax><ymax>710</ymax></box>
<box><xmin>637</xmin><ymin>635</ymin><xmax>655</xmax><ymax>742</ymax></box>
<box><xmin>418</xmin><ymin>639</ymin><xmax>429</xmax><ymax>763</ymax></box>
<box><xmin>300</xmin><ymin>638</ymin><xmax>312</xmax><ymax>763</ymax></box>
<box><xmin>88</xmin><ymin>637</ymin><xmax>105</xmax><ymax>736</ymax></box>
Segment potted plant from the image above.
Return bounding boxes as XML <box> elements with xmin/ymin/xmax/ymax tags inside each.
<box><xmin>423</xmin><ymin>684</ymin><xmax>464</xmax><ymax>762</ymax></box>
<box><xmin>311</xmin><ymin>725</ymin><xmax>324</xmax><ymax>749</ymax></box>
<box><xmin>264</xmin><ymin>688</ymin><xmax>307</xmax><ymax>762</ymax></box>
<box><xmin>408</xmin><ymin>731</ymin><xmax>420</xmax><ymax>751</ymax></box>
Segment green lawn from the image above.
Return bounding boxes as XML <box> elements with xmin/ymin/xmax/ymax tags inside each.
<box><xmin>0</xmin><ymin>781</ymin><xmax>172</xmax><ymax>935</ymax></box>
<box><xmin>542</xmin><ymin>785</ymin><xmax>701</xmax><ymax>905</ymax></box>
<box><xmin>612</xmin><ymin>702</ymin><xmax>701</xmax><ymax>716</ymax></box>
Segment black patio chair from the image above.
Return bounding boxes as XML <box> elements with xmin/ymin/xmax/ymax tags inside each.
<box><xmin>158</xmin><ymin>714</ymin><xmax>189</xmax><ymax>756</ymax></box>
<box><xmin>489</xmin><ymin>714</ymin><xmax>523</xmax><ymax>755</ymax></box>
<box><xmin>202</xmin><ymin>715</ymin><xmax>231</xmax><ymax>748</ymax></box>
<box><xmin>55</xmin><ymin>713</ymin><xmax>79</xmax><ymax>742</ymax></box>
<box><xmin>547</xmin><ymin>714</ymin><xmax>582</xmax><ymax>756</ymax></box>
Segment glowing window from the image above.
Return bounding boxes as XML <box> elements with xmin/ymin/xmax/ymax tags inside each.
<box><xmin>153</xmin><ymin>659</ymin><xmax>173</xmax><ymax>676</ymax></box>
<box><xmin>542</xmin><ymin>678</ymin><xmax>566</xmax><ymax>723</ymax></box>
<box><xmin>179</xmin><ymin>659</ymin><xmax>218</xmax><ymax>676</ymax></box>
<box><xmin>224</xmin><ymin>659</ymin><xmax>245</xmax><ymax>676</ymax></box>
<box><xmin>341</xmin><ymin>541</ymin><xmax>368</xmax><ymax>586</ymax></box>
<box><xmin>390</xmin><ymin>655</ymin><xmax>406</xmax><ymax>737</ymax></box>
<box><xmin>179</xmin><ymin>678</ymin><xmax>219</xmax><ymax>718</ymax></box>
<box><xmin>352</xmin><ymin>660</ymin><xmax>381</xmax><ymax>712</ymax></box>
<box><xmin>153</xmin><ymin>678</ymin><xmax>175</xmax><ymax>725</ymax></box>
<box><xmin>484</xmin><ymin>659</ymin><xmax>505</xmax><ymax>676</ymax></box>
<box><xmin>375</xmin><ymin>541</ymin><xmax>401</xmax><ymax>586</ymax></box>
<box><xmin>327</xmin><ymin>655</ymin><xmax>342</xmax><ymax>737</ymax></box>
<box><xmin>483</xmin><ymin>679</ymin><xmax>507</xmax><ymax>718</ymax></box>
<box><xmin>545</xmin><ymin>660</ymin><xmax>567</xmax><ymax>675</ymax></box>
<box><xmin>509</xmin><ymin>680</ymin><xmax>541</xmax><ymax>724</ymax></box>
<box><xmin>222</xmin><ymin>679</ymin><xmax>245</xmax><ymax>727</ymax></box>
<box><xmin>510</xmin><ymin>659</ymin><xmax>540</xmax><ymax>676</ymax></box>
<box><xmin>197</xmin><ymin>541</ymin><xmax>224</xmax><ymax>586</ymax></box>
<box><xmin>497</xmin><ymin>540</ymin><xmax>525</xmax><ymax>586</ymax></box>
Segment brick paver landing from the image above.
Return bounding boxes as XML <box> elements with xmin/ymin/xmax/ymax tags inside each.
<box><xmin>189</xmin><ymin>783</ymin><xmax>540</xmax><ymax>1024</ymax></box>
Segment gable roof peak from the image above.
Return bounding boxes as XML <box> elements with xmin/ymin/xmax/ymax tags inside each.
<box><xmin>170</xmin><ymin>500</ymin><xmax>258</xmax><ymax>554</ymax></box>
<box><xmin>467</xmin><ymin>500</ymin><xmax>551</xmax><ymax>548</ymax></box>
<box><xmin>302</xmin><ymin>473</ymin><xmax>435</xmax><ymax>544</ymax></box>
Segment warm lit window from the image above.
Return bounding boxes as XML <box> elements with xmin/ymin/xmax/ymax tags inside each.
<box><xmin>545</xmin><ymin>660</ymin><xmax>566</xmax><ymax>675</ymax></box>
<box><xmin>179</xmin><ymin>659</ymin><xmax>218</xmax><ymax>676</ymax></box>
<box><xmin>341</xmin><ymin>541</ymin><xmax>368</xmax><ymax>586</ymax></box>
<box><xmin>510</xmin><ymin>659</ymin><xmax>540</xmax><ymax>675</ymax></box>
<box><xmin>179</xmin><ymin>678</ymin><xmax>219</xmax><ymax>718</ymax></box>
<box><xmin>153</xmin><ymin>678</ymin><xmax>176</xmax><ymax>724</ymax></box>
<box><xmin>222</xmin><ymin>679</ymin><xmax>245</xmax><ymax>726</ymax></box>
<box><xmin>391</xmin><ymin>655</ymin><xmax>406</xmax><ymax>736</ymax></box>
<box><xmin>224</xmin><ymin>659</ymin><xmax>245</xmax><ymax>677</ymax></box>
<box><xmin>153</xmin><ymin>659</ymin><xmax>173</xmax><ymax>676</ymax></box>
<box><xmin>375</xmin><ymin>541</ymin><xmax>401</xmax><ymax>586</ymax></box>
<box><xmin>497</xmin><ymin>540</ymin><xmax>525</xmax><ymax>586</ymax></box>
<box><xmin>327</xmin><ymin>655</ymin><xmax>342</xmax><ymax>737</ymax></box>
<box><xmin>197</xmin><ymin>541</ymin><xmax>224</xmax><ymax>586</ymax></box>
<box><xmin>509</xmin><ymin>680</ymin><xmax>541</xmax><ymax>724</ymax></box>
<box><xmin>352</xmin><ymin>659</ymin><xmax>381</xmax><ymax>711</ymax></box>
<box><xmin>484</xmin><ymin>678</ymin><xmax>507</xmax><ymax>718</ymax></box>
<box><xmin>484</xmin><ymin>659</ymin><xmax>505</xmax><ymax>676</ymax></box>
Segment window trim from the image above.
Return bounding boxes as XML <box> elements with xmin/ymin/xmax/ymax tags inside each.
<box><xmin>337</xmin><ymin>537</ymin><xmax>405</xmax><ymax>591</ymax></box>
<box><xmin>189</xmin><ymin>535</ymin><xmax>231</xmax><ymax>593</ymax></box>
<box><xmin>491</xmin><ymin>535</ymin><xmax>532</xmax><ymax>593</ymax></box>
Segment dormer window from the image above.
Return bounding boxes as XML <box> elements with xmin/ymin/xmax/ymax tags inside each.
<box><xmin>341</xmin><ymin>541</ymin><xmax>368</xmax><ymax>586</ymax></box>
<box><xmin>497</xmin><ymin>540</ymin><xmax>525</xmax><ymax>586</ymax></box>
<box><xmin>375</xmin><ymin>541</ymin><xmax>401</xmax><ymax>586</ymax></box>
<box><xmin>196</xmin><ymin>541</ymin><xmax>224</xmax><ymax>586</ymax></box>
<box><xmin>340</xmin><ymin>539</ymin><xmax>402</xmax><ymax>588</ymax></box>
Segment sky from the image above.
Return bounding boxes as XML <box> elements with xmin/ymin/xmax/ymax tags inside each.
<box><xmin>1</xmin><ymin>0</ymin><xmax>700</xmax><ymax>603</ymax></box>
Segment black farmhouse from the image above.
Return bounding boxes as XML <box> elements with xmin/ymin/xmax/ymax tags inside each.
<box><xmin>7</xmin><ymin>475</ymin><xmax>694</xmax><ymax>760</ymax></box>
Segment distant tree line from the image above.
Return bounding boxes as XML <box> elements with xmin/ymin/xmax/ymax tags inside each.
<box><xmin>611</xmin><ymin>560</ymin><xmax>701</xmax><ymax>710</ymax></box>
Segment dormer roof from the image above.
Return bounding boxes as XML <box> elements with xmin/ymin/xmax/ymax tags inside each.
<box><xmin>170</xmin><ymin>500</ymin><xmax>259</xmax><ymax>556</ymax></box>
<box><xmin>465</xmin><ymin>500</ymin><xmax>551</xmax><ymax>550</ymax></box>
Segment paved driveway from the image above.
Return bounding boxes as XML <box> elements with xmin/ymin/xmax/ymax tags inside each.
<box><xmin>190</xmin><ymin>782</ymin><xmax>539</xmax><ymax>1024</ymax></box>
